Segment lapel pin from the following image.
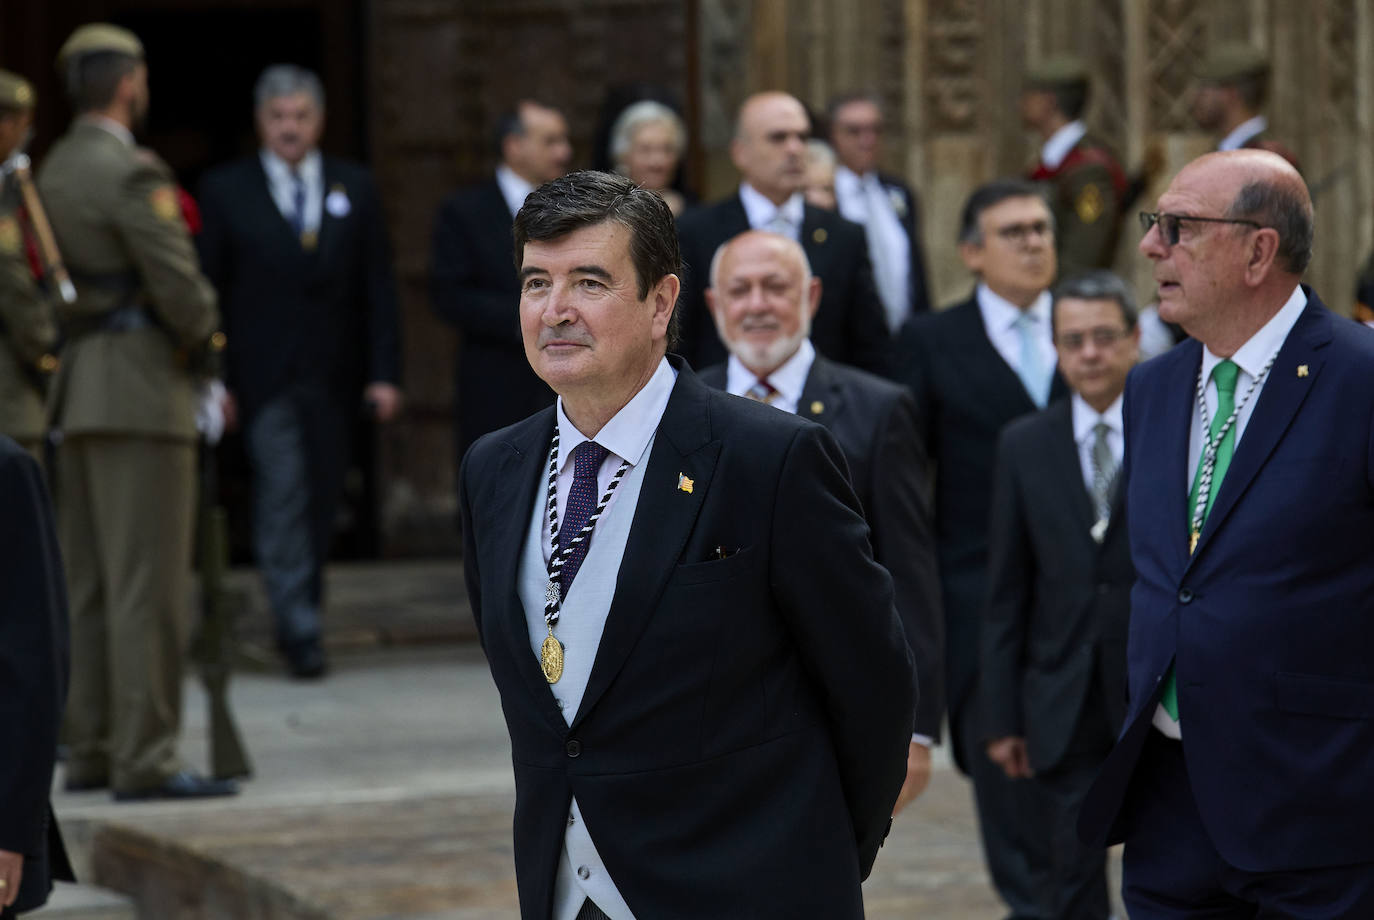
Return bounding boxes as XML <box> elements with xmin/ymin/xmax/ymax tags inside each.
<box><xmin>1297</xmin><ymin>364</ymin><xmax>1309</xmax><ymax>378</ymax></box>
<box><xmin>677</xmin><ymin>473</ymin><xmax>694</xmax><ymax>494</ymax></box>
<box><xmin>810</xmin><ymin>400</ymin><xmax>825</xmax><ymax>415</ymax></box>
<box><xmin>812</xmin><ymin>228</ymin><xmax>828</xmax><ymax>244</ymax></box>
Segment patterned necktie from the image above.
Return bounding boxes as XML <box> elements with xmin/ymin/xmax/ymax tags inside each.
<box><xmin>1161</xmin><ymin>358</ymin><xmax>1240</xmax><ymax>720</ymax></box>
<box><xmin>1090</xmin><ymin>421</ymin><xmax>1117</xmax><ymax>524</ymax></box>
<box><xmin>745</xmin><ymin>378</ymin><xmax>778</xmax><ymax>404</ymax></box>
<box><xmin>289</xmin><ymin>169</ymin><xmax>306</xmax><ymax>238</ymax></box>
<box><xmin>1015</xmin><ymin>312</ymin><xmax>1050</xmax><ymax>408</ymax></box>
<box><xmin>557</xmin><ymin>441</ymin><xmax>610</xmax><ymax>597</ymax></box>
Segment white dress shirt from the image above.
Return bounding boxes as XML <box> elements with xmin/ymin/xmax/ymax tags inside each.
<box><xmin>260</xmin><ymin>148</ymin><xmax>323</xmax><ymax>235</ymax></box>
<box><xmin>835</xmin><ymin>165</ymin><xmax>912</xmax><ymax>332</ymax></box>
<box><xmin>1153</xmin><ymin>284</ymin><xmax>1307</xmax><ymax>739</ymax></box>
<box><xmin>1217</xmin><ymin>115</ymin><xmax>1268</xmax><ymax>151</ymax></box>
<box><xmin>976</xmin><ymin>283</ymin><xmax>1056</xmax><ymax>391</ymax></box>
<box><xmin>79</xmin><ymin>113</ymin><xmax>135</xmax><ymax>148</ymax></box>
<box><xmin>496</xmin><ymin>164</ymin><xmax>535</xmax><ymax>219</ymax></box>
<box><xmin>738</xmin><ymin>182</ymin><xmax>804</xmax><ymax>241</ymax></box>
<box><xmin>522</xmin><ymin>357</ymin><xmax>677</xmax><ymax>920</ymax></box>
<box><xmin>1071</xmin><ymin>392</ymin><xmax>1124</xmax><ymax>497</ymax></box>
<box><xmin>723</xmin><ymin>339</ymin><xmax>814</xmax><ymax>414</ymax></box>
<box><xmin>1039</xmin><ymin>119</ymin><xmax>1088</xmax><ymax>170</ymax></box>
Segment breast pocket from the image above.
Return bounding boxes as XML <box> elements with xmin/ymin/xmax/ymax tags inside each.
<box><xmin>1274</xmin><ymin>672</ymin><xmax>1374</xmax><ymax>721</ymax></box>
<box><xmin>669</xmin><ymin>545</ymin><xmax>757</xmax><ymax>586</ymax></box>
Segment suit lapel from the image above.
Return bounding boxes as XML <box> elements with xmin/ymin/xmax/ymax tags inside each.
<box><xmin>1152</xmin><ymin>341</ymin><xmax>1203</xmax><ymax>572</ymax></box>
<box><xmin>252</xmin><ymin>157</ymin><xmax>304</xmax><ymax>250</ymax></box>
<box><xmin>488</xmin><ymin>411</ymin><xmax>568</xmax><ymax>733</ymax></box>
<box><xmin>1188</xmin><ymin>297</ymin><xmax>1333</xmax><ymax>562</ymax></box>
<box><xmin>1046</xmin><ymin>400</ymin><xmax>1097</xmax><ymax>533</ymax></box>
<box><xmin>314</xmin><ymin>158</ymin><xmax>345</xmax><ymax>265</ymax></box>
<box><xmin>571</xmin><ymin>362</ymin><xmax>720</xmax><ymax>727</ymax></box>
<box><xmin>798</xmin><ymin>356</ymin><xmax>844</xmax><ymax>426</ymax></box>
<box><xmin>949</xmin><ymin>298</ymin><xmax>1046</xmax><ymax>420</ymax></box>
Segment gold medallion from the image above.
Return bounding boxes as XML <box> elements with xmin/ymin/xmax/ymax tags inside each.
<box><xmin>541</xmin><ymin>626</ymin><xmax>564</xmax><ymax>683</ymax></box>
<box><xmin>1189</xmin><ymin>529</ymin><xmax>1199</xmax><ymax>555</ymax></box>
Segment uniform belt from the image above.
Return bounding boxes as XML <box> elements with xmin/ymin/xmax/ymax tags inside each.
<box><xmin>64</xmin><ymin>305</ymin><xmax>160</xmax><ymax>340</ymax></box>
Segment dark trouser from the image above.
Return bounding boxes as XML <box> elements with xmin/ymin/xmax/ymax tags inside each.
<box><xmin>244</xmin><ymin>385</ymin><xmax>352</xmax><ymax>651</ymax></box>
<box><xmin>1035</xmin><ymin>691</ymin><xmax>1117</xmax><ymax>920</ymax></box>
<box><xmin>1122</xmin><ymin>731</ymin><xmax>1374</xmax><ymax>918</ymax></box>
<box><xmin>958</xmin><ymin>703</ymin><xmax>1058</xmax><ymax>920</ymax></box>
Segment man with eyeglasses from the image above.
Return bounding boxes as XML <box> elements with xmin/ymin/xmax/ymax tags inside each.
<box><xmin>1079</xmin><ymin>149</ymin><xmax>1374</xmax><ymax>917</ymax></box>
<box><xmin>897</xmin><ymin>177</ymin><xmax>1067</xmax><ymax>920</ymax></box>
<box><xmin>981</xmin><ymin>270</ymin><xmax>1139</xmax><ymax>919</ymax></box>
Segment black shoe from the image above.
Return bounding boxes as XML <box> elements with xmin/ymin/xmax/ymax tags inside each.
<box><xmin>285</xmin><ymin>641</ymin><xmax>328</xmax><ymax>679</ymax></box>
<box><xmin>112</xmin><ymin>770</ymin><xmax>239</xmax><ymax>802</ymax></box>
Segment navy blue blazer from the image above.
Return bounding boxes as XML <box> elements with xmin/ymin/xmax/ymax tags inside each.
<box><xmin>1079</xmin><ymin>289</ymin><xmax>1374</xmax><ymax>872</ymax></box>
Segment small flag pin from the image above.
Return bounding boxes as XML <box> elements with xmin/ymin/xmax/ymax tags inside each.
<box><xmin>810</xmin><ymin>400</ymin><xmax>825</xmax><ymax>415</ymax></box>
<box><xmin>1297</xmin><ymin>364</ymin><xmax>1309</xmax><ymax>377</ymax></box>
<box><xmin>677</xmin><ymin>473</ymin><xmax>694</xmax><ymax>493</ymax></box>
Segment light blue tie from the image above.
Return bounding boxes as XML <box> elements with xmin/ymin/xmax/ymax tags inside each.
<box><xmin>1015</xmin><ymin>312</ymin><xmax>1050</xmax><ymax>407</ymax></box>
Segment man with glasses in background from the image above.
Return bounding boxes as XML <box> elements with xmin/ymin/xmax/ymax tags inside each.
<box><xmin>896</xmin><ymin>178</ymin><xmax>1067</xmax><ymax>919</ymax></box>
<box><xmin>1080</xmin><ymin>149</ymin><xmax>1374</xmax><ymax>916</ymax></box>
<box><xmin>981</xmin><ymin>270</ymin><xmax>1139</xmax><ymax>919</ymax></box>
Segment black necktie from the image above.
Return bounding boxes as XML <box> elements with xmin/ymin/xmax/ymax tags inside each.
<box><xmin>558</xmin><ymin>441</ymin><xmax>609</xmax><ymax>597</ymax></box>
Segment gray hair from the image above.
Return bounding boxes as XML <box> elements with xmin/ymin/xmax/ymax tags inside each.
<box><xmin>1226</xmin><ymin>179</ymin><xmax>1313</xmax><ymax>275</ymax></box>
<box><xmin>254</xmin><ymin>64</ymin><xmax>325</xmax><ymax>113</ymax></box>
<box><xmin>804</xmin><ymin>139</ymin><xmax>836</xmax><ymax>170</ymax></box>
<box><xmin>1051</xmin><ymin>270</ymin><xmax>1139</xmax><ymax>335</ymax></box>
<box><xmin>609</xmin><ymin>101</ymin><xmax>686</xmax><ymax>163</ymax></box>
<box><xmin>708</xmin><ymin>231</ymin><xmax>813</xmax><ymax>292</ymax></box>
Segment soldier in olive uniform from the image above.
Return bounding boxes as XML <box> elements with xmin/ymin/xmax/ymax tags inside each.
<box><xmin>1191</xmin><ymin>44</ymin><xmax>1301</xmax><ymax>173</ymax></box>
<box><xmin>1022</xmin><ymin>57</ymin><xmax>1128</xmax><ymax>280</ymax></box>
<box><xmin>0</xmin><ymin>71</ymin><xmax>57</xmax><ymax>459</ymax></box>
<box><xmin>39</xmin><ymin>24</ymin><xmax>235</xmax><ymax>801</ymax></box>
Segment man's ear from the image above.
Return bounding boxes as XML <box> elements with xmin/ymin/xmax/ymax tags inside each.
<box><xmin>959</xmin><ymin>239</ymin><xmax>984</xmax><ymax>275</ymax></box>
<box><xmin>1243</xmin><ymin>227</ymin><xmax>1281</xmax><ymax>287</ymax></box>
<box><xmin>806</xmin><ymin>276</ymin><xmax>822</xmax><ymax>320</ymax></box>
<box><xmin>651</xmin><ymin>273</ymin><xmax>681</xmax><ymax>339</ymax></box>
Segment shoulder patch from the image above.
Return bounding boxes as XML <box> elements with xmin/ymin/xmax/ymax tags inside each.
<box><xmin>1075</xmin><ymin>183</ymin><xmax>1104</xmax><ymax>224</ymax></box>
<box><xmin>149</xmin><ymin>185</ymin><xmax>180</xmax><ymax>222</ymax></box>
<box><xmin>0</xmin><ymin>215</ymin><xmax>20</xmax><ymax>254</ymax></box>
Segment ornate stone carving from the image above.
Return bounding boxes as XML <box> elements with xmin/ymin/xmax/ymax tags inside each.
<box><xmin>1144</xmin><ymin>0</ymin><xmax>1205</xmax><ymax>131</ymax></box>
<box><xmin>926</xmin><ymin>0</ymin><xmax>982</xmax><ymax>133</ymax></box>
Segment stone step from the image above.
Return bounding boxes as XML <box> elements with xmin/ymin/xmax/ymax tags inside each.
<box><xmin>31</xmin><ymin>882</ymin><xmax>136</xmax><ymax>920</ymax></box>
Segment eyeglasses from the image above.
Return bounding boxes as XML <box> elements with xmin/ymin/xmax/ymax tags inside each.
<box><xmin>1056</xmin><ymin>326</ymin><xmax>1131</xmax><ymax>352</ymax></box>
<box><xmin>1138</xmin><ymin>211</ymin><xmax>1263</xmax><ymax>247</ymax></box>
<box><xmin>994</xmin><ymin>220</ymin><xmax>1053</xmax><ymax>245</ymax></box>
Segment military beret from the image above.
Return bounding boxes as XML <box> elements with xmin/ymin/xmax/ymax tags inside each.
<box><xmin>1200</xmin><ymin>43</ymin><xmax>1269</xmax><ymax>84</ymax></box>
<box><xmin>1025</xmin><ymin>55</ymin><xmax>1090</xmax><ymax>90</ymax></box>
<box><xmin>56</xmin><ymin>23</ymin><xmax>145</xmax><ymax>69</ymax></box>
<box><xmin>0</xmin><ymin>70</ymin><xmax>34</xmax><ymax>110</ymax></box>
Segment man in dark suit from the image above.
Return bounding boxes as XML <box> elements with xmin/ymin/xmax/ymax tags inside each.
<box><xmin>432</xmin><ymin>100</ymin><xmax>571</xmax><ymax>463</ymax></box>
<box><xmin>895</xmin><ymin>178</ymin><xmax>1066</xmax><ymax>919</ymax></box>
<box><xmin>827</xmin><ymin>92</ymin><xmax>933</xmax><ymax>328</ymax></box>
<box><xmin>675</xmin><ymin>91</ymin><xmax>891</xmax><ymax>375</ymax></box>
<box><xmin>198</xmin><ymin>64</ymin><xmax>403</xmax><ymax>678</ymax></box>
<box><xmin>1079</xmin><ymin>151</ymin><xmax>1374</xmax><ymax>915</ymax></box>
<box><xmin>0</xmin><ymin>436</ymin><xmax>74</xmax><ymax>917</ymax></box>
<box><xmin>981</xmin><ymin>270</ymin><xmax>1140</xmax><ymax>919</ymax></box>
<box><xmin>460</xmin><ymin>171</ymin><xmax>916</xmax><ymax>919</ymax></box>
<box><xmin>698</xmin><ymin>228</ymin><xmax>943</xmax><ymax>812</ymax></box>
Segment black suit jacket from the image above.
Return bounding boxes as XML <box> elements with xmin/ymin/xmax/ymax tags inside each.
<box><xmin>197</xmin><ymin>155</ymin><xmax>401</xmax><ymax>418</ymax></box>
<box><xmin>877</xmin><ymin>172</ymin><xmax>933</xmax><ymax>319</ymax></box>
<box><xmin>459</xmin><ymin>359</ymin><xmax>915</xmax><ymax>918</ymax></box>
<box><xmin>699</xmin><ymin>354</ymin><xmax>944</xmax><ymax>738</ymax></box>
<box><xmin>0</xmin><ymin>438</ymin><xmax>74</xmax><ymax>914</ymax></box>
<box><xmin>431</xmin><ymin>178</ymin><xmax>554</xmax><ymax>459</ymax></box>
<box><xmin>896</xmin><ymin>294</ymin><xmax>1068</xmax><ymax>768</ymax></box>
<box><xmin>675</xmin><ymin>194</ymin><xmax>893</xmax><ymax>375</ymax></box>
<box><xmin>980</xmin><ymin>399</ymin><xmax>1131</xmax><ymax>772</ymax></box>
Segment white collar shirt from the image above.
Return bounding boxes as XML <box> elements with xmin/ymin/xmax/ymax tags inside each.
<box><xmin>834</xmin><ymin>165</ymin><xmax>912</xmax><ymax>331</ymax></box>
<box><xmin>260</xmin><ymin>148</ymin><xmax>323</xmax><ymax>234</ymax></box>
<box><xmin>1071</xmin><ymin>391</ymin><xmax>1125</xmax><ymax>494</ymax></box>
<box><xmin>1041</xmin><ymin>120</ymin><xmax>1088</xmax><ymax>170</ymax></box>
<box><xmin>976</xmin><ymin>283</ymin><xmax>1056</xmax><ymax>383</ymax></box>
<box><xmin>496</xmin><ymin>164</ymin><xmax>535</xmax><ymax>219</ymax></box>
<box><xmin>723</xmin><ymin>338</ymin><xmax>815</xmax><ymax>415</ymax></box>
<box><xmin>1218</xmin><ymin>115</ymin><xmax>1268</xmax><ymax>151</ymax></box>
<box><xmin>80</xmin><ymin>114</ymin><xmax>135</xmax><ymax>147</ymax></box>
<box><xmin>739</xmin><ymin>182</ymin><xmax>804</xmax><ymax>241</ymax></box>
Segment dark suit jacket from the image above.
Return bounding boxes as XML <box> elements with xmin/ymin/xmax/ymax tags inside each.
<box><xmin>675</xmin><ymin>194</ymin><xmax>893</xmax><ymax>376</ymax></box>
<box><xmin>0</xmin><ymin>437</ymin><xmax>74</xmax><ymax>913</ymax></box>
<box><xmin>431</xmin><ymin>178</ymin><xmax>554</xmax><ymax>459</ymax></box>
<box><xmin>459</xmin><ymin>359</ymin><xmax>915</xmax><ymax>918</ymax></box>
<box><xmin>198</xmin><ymin>155</ymin><xmax>401</xmax><ymax>418</ymax></box>
<box><xmin>1079</xmin><ymin>291</ymin><xmax>1374</xmax><ymax>872</ymax></box>
<box><xmin>981</xmin><ymin>399</ymin><xmax>1131</xmax><ymax>773</ymax></box>
<box><xmin>896</xmin><ymin>293</ymin><xmax>1067</xmax><ymax>768</ymax></box>
<box><xmin>699</xmin><ymin>354</ymin><xmax>944</xmax><ymax>738</ymax></box>
<box><xmin>878</xmin><ymin>172</ymin><xmax>933</xmax><ymax>318</ymax></box>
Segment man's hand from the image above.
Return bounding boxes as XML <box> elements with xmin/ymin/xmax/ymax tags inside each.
<box><xmin>892</xmin><ymin>741</ymin><xmax>932</xmax><ymax>815</ymax></box>
<box><xmin>0</xmin><ymin>849</ymin><xmax>23</xmax><ymax>907</ymax></box>
<box><xmin>364</xmin><ymin>382</ymin><xmax>403</xmax><ymax>422</ymax></box>
<box><xmin>985</xmin><ymin>736</ymin><xmax>1033</xmax><ymax>779</ymax></box>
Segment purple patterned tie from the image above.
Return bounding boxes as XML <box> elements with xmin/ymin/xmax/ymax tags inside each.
<box><xmin>558</xmin><ymin>441</ymin><xmax>609</xmax><ymax>597</ymax></box>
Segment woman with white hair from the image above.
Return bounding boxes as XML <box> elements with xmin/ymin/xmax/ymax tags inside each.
<box><xmin>610</xmin><ymin>100</ymin><xmax>688</xmax><ymax>215</ymax></box>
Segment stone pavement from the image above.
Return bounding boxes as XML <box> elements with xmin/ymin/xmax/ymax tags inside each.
<box><xmin>44</xmin><ymin>561</ymin><xmax>1017</xmax><ymax>918</ymax></box>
